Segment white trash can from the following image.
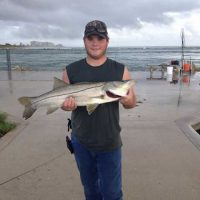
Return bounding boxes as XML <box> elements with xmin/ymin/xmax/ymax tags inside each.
<box><xmin>167</xmin><ymin>66</ymin><xmax>173</xmax><ymax>75</ymax></box>
<box><xmin>167</xmin><ymin>74</ymin><xmax>173</xmax><ymax>82</ymax></box>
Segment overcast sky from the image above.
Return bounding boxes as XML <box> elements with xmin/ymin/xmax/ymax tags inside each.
<box><xmin>0</xmin><ymin>0</ymin><xmax>200</xmax><ymax>47</ymax></box>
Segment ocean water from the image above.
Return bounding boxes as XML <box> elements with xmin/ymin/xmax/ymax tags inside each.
<box><xmin>0</xmin><ymin>46</ymin><xmax>200</xmax><ymax>71</ymax></box>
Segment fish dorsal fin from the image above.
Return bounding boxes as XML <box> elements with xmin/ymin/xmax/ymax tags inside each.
<box><xmin>86</xmin><ymin>104</ymin><xmax>99</xmax><ymax>115</ymax></box>
<box><xmin>53</xmin><ymin>77</ymin><xmax>69</xmax><ymax>89</ymax></box>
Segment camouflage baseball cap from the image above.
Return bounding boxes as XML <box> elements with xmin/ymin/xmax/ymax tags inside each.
<box><xmin>84</xmin><ymin>20</ymin><xmax>108</xmax><ymax>39</ymax></box>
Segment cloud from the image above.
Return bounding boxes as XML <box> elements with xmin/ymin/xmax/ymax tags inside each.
<box><xmin>0</xmin><ymin>0</ymin><xmax>200</xmax><ymax>46</ymax></box>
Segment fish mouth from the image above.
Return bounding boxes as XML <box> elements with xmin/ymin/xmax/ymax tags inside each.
<box><xmin>106</xmin><ymin>91</ymin><xmax>122</xmax><ymax>98</ymax></box>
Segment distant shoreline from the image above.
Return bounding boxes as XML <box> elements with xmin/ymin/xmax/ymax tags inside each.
<box><xmin>1</xmin><ymin>45</ymin><xmax>200</xmax><ymax>48</ymax></box>
<box><xmin>0</xmin><ymin>41</ymin><xmax>64</xmax><ymax>49</ymax></box>
<box><xmin>0</xmin><ymin>46</ymin><xmax>70</xmax><ymax>49</ymax></box>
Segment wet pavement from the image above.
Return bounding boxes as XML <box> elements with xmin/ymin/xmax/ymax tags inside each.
<box><xmin>0</xmin><ymin>71</ymin><xmax>200</xmax><ymax>200</ymax></box>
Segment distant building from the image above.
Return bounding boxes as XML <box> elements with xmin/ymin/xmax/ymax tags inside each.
<box><xmin>30</xmin><ymin>41</ymin><xmax>64</xmax><ymax>48</ymax></box>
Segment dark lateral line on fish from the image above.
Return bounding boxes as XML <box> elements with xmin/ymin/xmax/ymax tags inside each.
<box><xmin>32</xmin><ymin>84</ymin><xmax>105</xmax><ymax>104</ymax></box>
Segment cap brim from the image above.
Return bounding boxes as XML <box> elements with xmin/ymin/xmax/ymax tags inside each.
<box><xmin>84</xmin><ymin>31</ymin><xmax>107</xmax><ymax>39</ymax></box>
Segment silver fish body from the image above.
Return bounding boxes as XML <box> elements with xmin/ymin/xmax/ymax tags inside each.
<box><xmin>18</xmin><ymin>77</ymin><xmax>134</xmax><ymax>119</ymax></box>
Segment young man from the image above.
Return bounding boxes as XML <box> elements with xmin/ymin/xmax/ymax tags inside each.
<box><xmin>62</xmin><ymin>20</ymin><xmax>136</xmax><ymax>200</ymax></box>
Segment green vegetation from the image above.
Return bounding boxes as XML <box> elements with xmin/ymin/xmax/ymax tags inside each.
<box><xmin>0</xmin><ymin>44</ymin><xmax>23</xmax><ymax>49</ymax></box>
<box><xmin>0</xmin><ymin>112</ymin><xmax>16</xmax><ymax>138</ymax></box>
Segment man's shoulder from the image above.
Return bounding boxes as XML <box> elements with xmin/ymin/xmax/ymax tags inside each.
<box><xmin>67</xmin><ymin>58</ymin><xmax>85</xmax><ymax>69</ymax></box>
<box><xmin>105</xmin><ymin>58</ymin><xmax>125</xmax><ymax>80</ymax></box>
<box><xmin>106</xmin><ymin>58</ymin><xmax>125</xmax><ymax>72</ymax></box>
<box><xmin>107</xmin><ymin>58</ymin><xmax>124</xmax><ymax>67</ymax></box>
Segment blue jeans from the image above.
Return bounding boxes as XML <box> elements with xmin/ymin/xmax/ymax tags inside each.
<box><xmin>71</xmin><ymin>135</ymin><xmax>123</xmax><ymax>200</ymax></box>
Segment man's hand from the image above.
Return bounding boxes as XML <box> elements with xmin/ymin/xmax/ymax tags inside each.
<box><xmin>62</xmin><ymin>97</ymin><xmax>77</xmax><ymax>111</ymax></box>
<box><xmin>120</xmin><ymin>67</ymin><xmax>136</xmax><ymax>109</ymax></box>
<box><xmin>119</xmin><ymin>88</ymin><xmax>135</xmax><ymax>109</ymax></box>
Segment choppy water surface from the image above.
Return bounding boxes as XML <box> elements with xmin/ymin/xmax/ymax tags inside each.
<box><xmin>0</xmin><ymin>46</ymin><xmax>200</xmax><ymax>71</ymax></box>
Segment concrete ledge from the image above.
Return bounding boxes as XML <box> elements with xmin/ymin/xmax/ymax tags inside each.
<box><xmin>0</xmin><ymin>113</ymin><xmax>28</xmax><ymax>152</ymax></box>
<box><xmin>175</xmin><ymin>112</ymin><xmax>200</xmax><ymax>151</ymax></box>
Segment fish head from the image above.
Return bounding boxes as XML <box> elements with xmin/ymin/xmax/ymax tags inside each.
<box><xmin>104</xmin><ymin>80</ymin><xmax>135</xmax><ymax>98</ymax></box>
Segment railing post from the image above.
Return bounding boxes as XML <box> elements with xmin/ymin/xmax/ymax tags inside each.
<box><xmin>6</xmin><ymin>48</ymin><xmax>12</xmax><ymax>80</ymax></box>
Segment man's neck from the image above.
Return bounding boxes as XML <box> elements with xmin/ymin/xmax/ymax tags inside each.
<box><xmin>86</xmin><ymin>56</ymin><xmax>107</xmax><ymax>67</ymax></box>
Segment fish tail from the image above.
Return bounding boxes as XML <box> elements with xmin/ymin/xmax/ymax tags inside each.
<box><xmin>18</xmin><ymin>97</ymin><xmax>37</xmax><ymax>119</ymax></box>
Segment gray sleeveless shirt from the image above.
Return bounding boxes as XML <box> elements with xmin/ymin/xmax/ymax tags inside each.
<box><xmin>66</xmin><ymin>58</ymin><xmax>124</xmax><ymax>151</ymax></box>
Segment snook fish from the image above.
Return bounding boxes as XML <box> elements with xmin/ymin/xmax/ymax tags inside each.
<box><xmin>18</xmin><ymin>77</ymin><xmax>134</xmax><ymax>119</ymax></box>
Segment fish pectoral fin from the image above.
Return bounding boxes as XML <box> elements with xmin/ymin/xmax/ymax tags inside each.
<box><xmin>53</xmin><ymin>77</ymin><xmax>69</xmax><ymax>90</ymax></box>
<box><xmin>86</xmin><ymin>104</ymin><xmax>99</xmax><ymax>115</ymax></box>
<box><xmin>46</xmin><ymin>106</ymin><xmax>59</xmax><ymax>115</ymax></box>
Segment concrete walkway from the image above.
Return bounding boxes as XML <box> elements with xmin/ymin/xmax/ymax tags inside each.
<box><xmin>0</xmin><ymin>71</ymin><xmax>200</xmax><ymax>200</ymax></box>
